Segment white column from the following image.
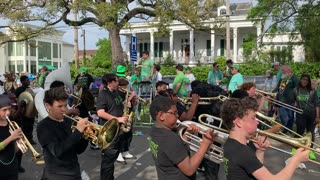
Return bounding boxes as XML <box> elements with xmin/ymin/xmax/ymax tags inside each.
<box><xmin>233</xmin><ymin>27</ymin><xmax>238</xmax><ymax>63</ymax></box>
<box><xmin>256</xmin><ymin>23</ymin><xmax>262</xmax><ymax>48</ymax></box>
<box><xmin>51</xmin><ymin>42</ymin><xmax>53</xmax><ymax>66</ymax></box>
<box><xmin>27</xmin><ymin>42</ymin><xmax>31</xmax><ymax>72</ymax></box>
<box><xmin>189</xmin><ymin>29</ymin><xmax>194</xmax><ymax>62</ymax></box>
<box><xmin>23</xmin><ymin>41</ymin><xmax>27</xmax><ymax>72</ymax></box>
<box><xmin>210</xmin><ymin>30</ymin><xmax>215</xmax><ymax>61</ymax></box>
<box><xmin>150</xmin><ymin>31</ymin><xmax>154</xmax><ymax>59</ymax></box>
<box><xmin>61</xmin><ymin>43</ymin><xmax>64</xmax><ymax>65</ymax></box>
<box><xmin>36</xmin><ymin>41</ymin><xmax>39</xmax><ymax>71</ymax></box>
<box><xmin>169</xmin><ymin>30</ymin><xmax>174</xmax><ymax>57</ymax></box>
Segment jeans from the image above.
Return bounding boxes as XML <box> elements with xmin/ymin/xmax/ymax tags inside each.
<box><xmin>100</xmin><ymin>134</ymin><xmax>122</xmax><ymax>180</ymax></box>
<box><xmin>279</xmin><ymin>104</ymin><xmax>295</xmax><ymax>134</ymax></box>
<box><xmin>202</xmin><ymin>159</ymin><xmax>220</xmax><ymax>180</ymax></box>
<box><xmin>296</xmin><ymin>111</ymin><xmax>315</xmax><ymax>146</ymax></box>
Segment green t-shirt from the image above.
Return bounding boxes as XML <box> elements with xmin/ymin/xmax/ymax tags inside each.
<box><xmin>173</xmin><ymin>72</ymin><xmax>189</xmax><ymax>97</ymax></box>
<box><xmin>226</xmin><ymin>68</ymin><xmax>233</xmax><ymax>86</ymax></box>
<box><xmin>141</xmin><ymin>59</ymin><xmax>154</xmax><ymax>77</ymax></box>
<box><xmin>276</xmin><ymin>69</ymin><xmax>282</xmax><ymax>83</ymax></box>
<box><xmin>228</xmin><ymin>73</ymin><xmax>244</xmax><ymax>93</ymax></box>
<box><xmin>129</xmin><ymin>74</ymin><xmax>142</xmax><ymax>89</ymax></box>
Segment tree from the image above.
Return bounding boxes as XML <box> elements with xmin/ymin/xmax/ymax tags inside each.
<box><xmin>91</xmin><ymin>38</ymin><xmax>112</xmax><ymax>69</ymax></box>
<box><xmin>1</xmin><ymin>0</ymin><xmax>221</xmax><ymax>68</ymax></box>
<box><xmin>247</xmin><ymin>0</ymin><xmax>320</xmax><ymax>62</ymax></box>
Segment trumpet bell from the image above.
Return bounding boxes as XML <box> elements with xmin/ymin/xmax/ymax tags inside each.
<box><xmin>98</xmin><ymin>118</ymin><xmax>120</xmax><ymax>149</ymax></box>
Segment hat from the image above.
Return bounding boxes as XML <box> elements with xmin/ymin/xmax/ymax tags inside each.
<box><xmin>231</xmin><ymin>64</ymin><xmax>240</xmax><ymax>70</ymax></box>
<box><xmin>116</xmin><ymin>65</ymin><xmax>126</xmax><ymax>77</ymax></box>
<box><xmin>265</xmin><ymin>70</ymin><xmax>272</xmax><ymax>76</ymax></box>
<box><xmin>79</xmin><ymin>67</ymin><xmax>87</xmax><ymax>73</ymax></box>
<box><xmin>185</xmin><ymin>66</ymin><xmax>191</xmax><ymax>71</ymax></box>
<box><xmin>271</xmin><ymin>61</ymin><xmax>280</xmax><ymax>67</ymax></box>
<box><xmin>0</xmin><ymin>95</ymin><xmax>11</xmax><ymax>109</ymax></box>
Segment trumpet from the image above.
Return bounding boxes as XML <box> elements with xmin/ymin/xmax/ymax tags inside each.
<box><xmin>256</xmin><ymin>89</ymin><xmax>303</xmax><ymax>114</ymax></box>
<box><xmin>63</xmin><ymin>114</ymin><xmax>119</xmax><ymax>149</ymax></box>
<box><xmin>178</xmin><ymin>95</ymin><xmax>228</xmax><ymax>105</ymax></box>
<box><xmin>177</xmin><ymin>121</ymin><xmax>227</xmax><ymax>164</ymax></box>
<box><xmin>6</xmin><ymin>117</ymin><xmax>44</xmax><ymax>164</ymax></box>
<box><xmin>198</xmin><ymin>113</ymin><xmax>320</xmax><ymax>165</ymax></box>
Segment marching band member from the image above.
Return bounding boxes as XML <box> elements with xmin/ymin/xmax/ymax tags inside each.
<box><xmin>96</xmin><ymin>73</ymin><xmax>127</xmax><ymax>180</ymax></box>
<box><xmin>0</xmin><ymin>94</ymin><xmax>22</xmax><ymax>180</ymax></box>
<box><xmin>149</xmin><ymin>96</ymin><xmax>215</xmax><ymax>180</ymax></box>
<box><xmin>240</xmin><ymin>82</ymin><xmax>266</xmax><ymax>112</ymax></box>
<box><xmin>221</xmin><ymin>97</ymin><xmax>309</xmax><ymax>180</ymax></box>
<box><xmin>36</xmin><ymin>88</ymin><xmax>89</xmax><ymax>180</ymax></box>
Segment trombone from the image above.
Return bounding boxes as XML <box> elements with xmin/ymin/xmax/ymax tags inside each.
<box><xmin>63</xmin><ymin>114</ymin><xmax>119</xmax><ymax>149</ymax></box>
<box><xmin>177</xmin><ymin>120</ymin><xmax>228</xmax><ymax>164</ymax></box>
<box><xmin>6</xmin><ymin>117</ymin><xmax>44</xmax><ymax>164</ymax></box>
<box><xmin>118</xmin><ymin>87</ymin><xmax>150</xmax><ymax>105</ymax></box>
<box><xmin>256</xmin><ymin>89</ymin><xmax>303</xmax><ymax>114</ymax></box>
<box><xmin>178</xmin><ymin>95</ymin><xmax>228</xmax><ymax>105</ymax></box>
<box><xmin>197</xmin><ymin>114</ymin><xmax>320</xmax><ymax>165</ymax></box>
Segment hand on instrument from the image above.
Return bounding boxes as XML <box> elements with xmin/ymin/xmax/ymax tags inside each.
<box><xmin>292</xmin><ymin>147</ymin><xmax>310</xmax><ymax>163</ymax></box>
<box><xmin>76</xmin><ymin>117</ymin><xmax>89</xmax><ymax>133</ymax></box>
<box><xmin>187</xmin><ymin>124</ymin><xmax>200</xmax><ymax>134</ymax></box>
<box><xmin>202</xmin><ymin>129</ymin><xmax>216</xmax><ymax>146</ymax></box>
<box><xmin>66</xmin><ymin>108</ymin><xmax>80</xmax><ymax>117</ymax></box>
<box><xmin>10</xmin><ymin>128</ymin><xmax>23</xmax><ymax>141</ymax></box>
<box><xmin>117</xmin><ymin>117</ymin><xmax>128</xmax><ymax>124</ymax></box>
<box><xmin>253</xmin><ymin>135</ymin><xmax>270</xmax><ymax>151</ymax></box>
<box><xmin>191</xmin><ymin>93</ymin><xmax>200</xmax><ymax>104</ymax></box>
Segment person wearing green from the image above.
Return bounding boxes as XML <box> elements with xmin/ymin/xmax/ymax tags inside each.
<box><xmin>138</xmin><ymin>51</ymin><xmax>154</xmax><ymax>81</ymax></box>
<box><xmin>173</xmin><ymin>64</ymin><xmax>189</xmax><ymax>97</ymax></box>
<box><xmin>228</xmin><ymin>64</ymin><xmax>244</xmax><ymax>93</ymax></box>
<box><xmin>38</xmin><ymin>66</ymin><xmax>49</xmax><ymax>88</ymax></box>
<box><xmin>272</xmin><ymin>61</ymin><xmax>282</xmax><ymax>84</ymax></box>
<box><xmin>224</xmin><ymin>59</ymin><xmax>234</xmax><ymax>88</ymax></box>
<box><xmin>207</xmin><ymin>62</ymin><xmax>223</xmax><ymax>86</ymax></box>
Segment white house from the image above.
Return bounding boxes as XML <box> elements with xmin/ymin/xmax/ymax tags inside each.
<box><xmin>0</xmin><ymin>24</ymin><xmax>74</xmax><ymax>74</ymax></box>
<box><xmin>120</xmin><ymin>2</ymin><xmax>305</xmax><ymax>64</ymax></box>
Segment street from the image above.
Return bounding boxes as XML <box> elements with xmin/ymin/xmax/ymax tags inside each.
<box><xmin>20</xmin><ymin>127</ymin><xmax>320</xmax><ymax>180</ymax></box>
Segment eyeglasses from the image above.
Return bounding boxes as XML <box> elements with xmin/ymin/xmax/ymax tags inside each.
<box><xmin>166</xmin><ymin>111</ymin><xmax>178</xmax><ymax>116</ymax></box>
<box><xmin>172</xmin><ymin>93</ymin><xmax>177</xmax><ymax>97</ymax></box>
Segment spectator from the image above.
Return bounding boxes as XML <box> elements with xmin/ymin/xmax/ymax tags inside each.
<box><xmin>224</xmin><ymin>59</ymin><xmax>233</xmax><ymax>89</ymax></box>
<box><xmin>264</xmin><ymin>70</ymin><xmax>277</xmax><ymax>93</ymax></box>
<box><xmin>74</xmin><ymin>67</ymin><xmax>94</xmax><ymax>90</ymax></box>
<box><xmin>207</xmin><ymin>62</ymin><xmax>223</xmax><ymax>86</ymax></box>
<box><xmin>272</xmin><ymin>61</ymin><xmax>282</xmax><ymax>85</ymax></box>
<box><xmin>173</xmin><ymin>64</ymin><xmax>189</xmax><ymax>97</ymax></box>
<box><xmin>228</xmin><ymin>64</ymin><xmax>244</xmax><ymax>93</ymax></box>
<box><xmin>184</xmin><ymin>66</ymin><xmax>195</xmax><ymax>95</ymax></box>
<box><xmin>38</xmin><ymin>66</ymin><xmax>50</xmax><ymax>88</ymax></box>
<box><xmin>138</xmin><ymin>51</ymin><xmax>154</xmax><ymax>81</ymax></box>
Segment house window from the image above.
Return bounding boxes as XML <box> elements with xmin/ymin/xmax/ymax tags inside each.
<box><xmin>138</xmin><ymin>43</ymin><xmax>143</xmax><ymax>57</ymax></box>
<box><xmin>154</xmin><ymin>42</ymin><xmax>158</xmax><ymax>57</ymax></box>
<box><xmin>31</xmin><ymin>61</ymin><xmax>36</xmax><ymax>74</ymax></box>
<box><xmin>53</xmin><ymin>43</ymin><xmax>58</xmax><ymax>58</ymax></box>
<box><xmin>59</xmin><ymin>44</ymin><xmax>62</xmax><ymax>58</ymax></box>
<box><xmin>17</xmin><ymin>60</ymin><xmax>23</xmax><ymax>72</ymax></box>
<box><xmin>8</xmin><ymin>42</ymin><xmax>14</xmax><ymax>56</ymax></box>
<box><xmin>220</xmin><ymin>9</ymin><xmax>226</xmax><ymax>16</ymax></box>
<box><xmin>207</xmin><ymin>40</ymin><xmax>211</xmax><ymax>56</ymax></box>
<box><xmin>220</xmin><ymin>39</ymin><xmax>225</xmax><ymax>56</ymax></box>
<box><xmin>30</xmin><ymin>40</ymin><xmax>36</xmax><ymax>57</ymax></box>
<box><xmin>16</xmin><ymin>42</ymin><xmax>23</xmax><ymax>56</ymax></box>
<box><xmin>159</xmin><ymin>42</ymin><xmax>164</xmax><ymax>57</ymax></box>
<box><xmin>8</xmin><ymin>61</ymin><xmax>15</xmax><ymax>72</ymax></box>
<box><xmin>38</xmin><ymin>41</ymin><xmax>51</xmax><ymax>60</ymax></box>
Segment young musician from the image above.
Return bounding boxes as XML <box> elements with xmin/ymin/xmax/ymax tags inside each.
<box><xmin>149</xmin><ymin>96</ymin><xmax>215</xmax><ymax>180</ymax></box>
<box><xmin>96</xmin><ymin>73</ymin><xmax>127</xmax><ymax>180</ymax></box>
<box><xmin>0</xmin><ymin>94</ymin><xmax>22</xmax><ymax>180</ymax></box>
<box><xmin>221</xmin><ymin>97</ymin><xmax>310</xmax><ymax>180</ymax></box>
<box><xmin>36</xmin><ymin>88</ymin><xmax>89</xmax><ymax>179</ymax></box>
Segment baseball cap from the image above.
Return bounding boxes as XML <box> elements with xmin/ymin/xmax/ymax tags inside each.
<box><xmin>271</xmin><ymin>61</ymin><xmax>280</xmax><ymax>68</ymax></box>
<box><xmin>0</xmin><ymin>95</ymin><xmax>11</xmax><ymax>109</ymax></box>
<box><xmin>231</xmin><ymin>64</ymin><xmax>240</xmax><ymax>70</ymax></box>
<box><xmin>116</xmin><ymin>65</ymin><xmax>126</xmax><ymax>77</ymax></box>
<box><xmin>79</xmin><ymin>67</ymin><xmax>87</xmax><ymax>73</ymax></box>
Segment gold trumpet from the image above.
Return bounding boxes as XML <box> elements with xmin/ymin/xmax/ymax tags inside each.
<box><xmin>198</xmin><ymin>113</ymin><xmax>320</xmax><ymax>165</ymax></box>
<box><xmin>63</xmin><ymin>114</ymin><xmax>119</xmax><ymax>149</ymax></box>
<box><xmin>6</xmin><ymin>117</ymin><xmax>44</xmax><ymax>164</ymax></box>
<box><xmin>178</xmin><ymin>95</ymin><xmax>228</xmax><ymax>105</ymax></box>
<box><xmin>256</xmin><ymin>89</ymin><xmax>303</xmax><ymax>114</ymax></box>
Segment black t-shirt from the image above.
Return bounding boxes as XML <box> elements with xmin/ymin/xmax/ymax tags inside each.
<box><xmin>177</xmin><ymin>102</ymin><xmax>187</xmax><ymax>118</ymax></box>
<box><xmin>14</xmin><ymin>85</ymin><xmax>28</xmax><ymax>98</ymax></box>
<box><xmin>36</xmin><ymin>116</ymin><xmax>88</xmax><ymax>180</ymax></box>
<box><xmin>96</xmin><ymin>88</ymin><xmax>124</xmax><ymax>124</ymax></box>
<box><xmin>149</xmin><ymin>127</ymin><xmax>196</xmax><ymax>180</ymax></box>
<box><xmin>74</xmin><ymin>73</ymin><xmax>94</xmax><ymax>89</ymax></box>
<box><xmin>223</xmin><ymin>138</ymin><xmax>263</xmax><ymax>180</ymax></box>
<box><xmin>0</xmin><ymin>124</ymin><xmax>18</xmax><ymax>177</ymax></box>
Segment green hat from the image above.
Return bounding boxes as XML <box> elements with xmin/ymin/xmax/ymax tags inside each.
<box><xmin>232</xmin><ymin>64</ymin><xmax>240</xmax><ymax>70</ymax></box>
<box><xmin>185</xmin><ymin>66</ymin><xmax>191</xmax><ymax>71</ymax></box>
<box><xmin>79</xmin><ymin>67</ymin><xmax>87</xmax><ymax>73</ymax></box>
<box><xmin>116</xmin><ymin>65</ymin><xmax>126</xmax><ymax>77</ymax></box>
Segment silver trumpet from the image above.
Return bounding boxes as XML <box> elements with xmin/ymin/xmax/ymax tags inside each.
<box><xmin>177</xmin><ymin>121</ymin><xmax>228</xmax><ymax>164</ymax></box>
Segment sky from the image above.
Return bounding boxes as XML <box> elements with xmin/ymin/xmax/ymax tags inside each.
<box><xmin>60</xmin><ymin>0</ymin><xmax>257</xmax><ymax>50</ymax></box>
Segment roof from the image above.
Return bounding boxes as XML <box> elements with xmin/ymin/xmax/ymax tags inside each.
<box><xmin>230</xmin><ymin>2</ymin><xmax>252</xmax><ymax>16</ymax></box>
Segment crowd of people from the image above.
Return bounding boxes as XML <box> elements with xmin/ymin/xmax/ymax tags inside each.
<box><xmin>0</xmin><ymin>53</ymin><xmax>319</xmax><ymax>180</ymax></box>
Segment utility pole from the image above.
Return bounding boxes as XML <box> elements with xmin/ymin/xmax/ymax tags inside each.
<box><xmin>226</xmin><ymin>0</ymin><xmax>231</xmax><ymax>60</ymax></box>
<box><xmin>73</xmin><ymin>0</ymin><xmax>79</xmax><ymax>69</ymax></box>
<box><xmin>81</xmin><ymin>29</ymin><xmax>86</xmax><ymax>65</ymax></box>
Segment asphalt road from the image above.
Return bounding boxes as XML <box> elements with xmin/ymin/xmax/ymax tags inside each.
<box><xmin>19</xmin><ymin>126</ymin><xmax>320</xmax><ymax>180</ymax></box>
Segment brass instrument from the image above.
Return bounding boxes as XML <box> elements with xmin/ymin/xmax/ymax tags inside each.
<box><xmin>119</xmin><ymin>87</ymin><xmax>135</xmax><ymax>132</ymax></box>
<box><xmin>119</xmin><ymin>87</ymin><xmax>149</xmax><ymax>105</ymax></box>
<box><xmin>256</xmin><ymin>89</ymin><xmax>303</xmax><ymax>114</ymax></box>
<box><xmin>177</xmin><ymin>121</ymin><xmax>227</xmax><ymax>164</ymax></box>
<box><xmin>6</xmin><ymin>117</ymin><xmax>44</xmax><ymax>164</ymax></box>
<box><xmin>63</xmin><ymin>114</ymin><xmax>119</xmax><ymax>149</ymax></box>
<box><xmin>178</xmin><ymin>95</ymin><xmax>228</xmax><ymax>105</ymax></box>
<box><xmin>65</xmin><ymin>85</ymin><xmax>82</xmax><ymax>108</ymax></box>
<box><xmin>198</xmin><ymin>113</ymin><xmax>320</xmax><ymax>165</ymax></box>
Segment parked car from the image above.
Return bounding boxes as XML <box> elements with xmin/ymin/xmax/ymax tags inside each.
<box><xmin>162</xmin><ymin>75</ymin><xmax>175</xmax><ymax>89</ymax></box>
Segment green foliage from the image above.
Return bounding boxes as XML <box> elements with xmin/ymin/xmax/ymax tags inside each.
<box><xmin>242</xmin><ymin>34</ymin><xmax>257</xmax><ymax>59</ymax></box>
<box><xmin>162</xmin><ymin>53</ymin><xmax>175</xmax><ymax>66</ymax></box>
<box><xmin>91</xmin><ymin>38</ymin><xmax>112</xmax><ymax>69</ymax></box>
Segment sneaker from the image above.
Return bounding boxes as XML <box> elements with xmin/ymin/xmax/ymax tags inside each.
<box><xmin>136</xmin><ymin>114</ymin><xmax>141</xmax><ymax>121</ymax></box>
<box><xmin>116</xmin><ymin>153</ymin><xmax>127</xmax><ymax>164</ymax></box>
<box><xmin>122</xmin><ymin>151</ymin><xmax>134</xmax><ymax>159</ymax></box>
<box><xmin>18</xmin><ymin>166</ymin><xmax>25</xmax><ymax>173</ymax></box>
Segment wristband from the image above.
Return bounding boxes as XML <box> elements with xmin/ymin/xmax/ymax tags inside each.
<box><xmin>0</xmin><ymin>141</ymin><xmax>4</xmax><ymax>151</ymax></box>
